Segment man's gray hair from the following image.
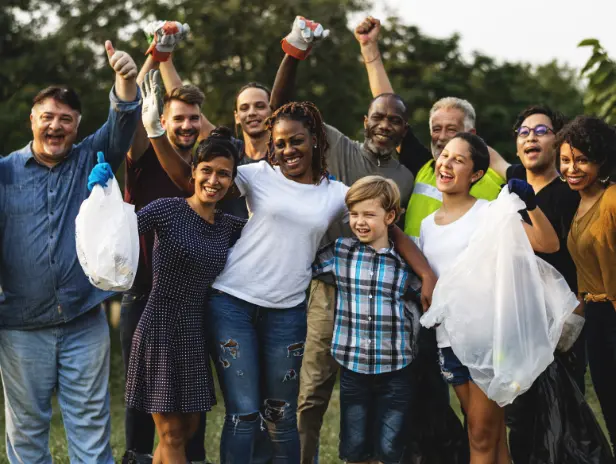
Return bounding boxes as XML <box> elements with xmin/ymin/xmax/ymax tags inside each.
<box><xmin>429</xmin><ymin>97</ymin><xmax>476</xmax><ymax>131</ymax></box>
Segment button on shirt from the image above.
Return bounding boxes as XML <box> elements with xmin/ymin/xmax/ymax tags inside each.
<box><xmin>312</xmin><ymin>237</ymin><xmax>417</xmax><ymax>374</ymax></box>
<box><xmin>0</xmin><ymin>86</ymin><xmax>141</xmax><ymax>329</ymax></box>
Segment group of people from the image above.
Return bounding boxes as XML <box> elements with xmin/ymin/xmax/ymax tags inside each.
<box><xmin>0</xmin><ymin>12</ymin><xmax>614</xmax><ymax>464</ymax></box>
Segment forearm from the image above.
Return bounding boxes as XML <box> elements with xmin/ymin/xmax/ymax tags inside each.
<box><xmin>138</xmin><ymin>55</ymin><xmax>159</xmax><ymax>87</ymax></box>
<box><xmin>391</xmin><ymin>225</ymin><xmax>434</xmax><ymax>280</ymax></box>
<box><xmin>361</xmin><ymin>43</ymin><xmax>393</xmax><ymax>97</ymax></box>
<box><xmin>159</xmin><ymin>56</ymin><xmax>183</xmax><ymax>92</ymax></box>
<box><xmin>270</xmin><ymin>54</ymin><xmax>299</xmax><ymax>110</ymax></box>
<box><xmin>149</xmin><ymin>136</ymin><xmax>193</xmax><ymax>193</ymax></box>
<box><xmin>115</xmin><ymin>75</ymin><xmax>138</xmax><ymax>102</ymax></box>
<box><xmin>488</xmin><ymin>146</ymin><xmax>510</xmax><ymax>180</ymax></box>
<box><xmin>526</xmin><ymin>207</ymin><xmax>560</xmax><ymax>253</ymax></box>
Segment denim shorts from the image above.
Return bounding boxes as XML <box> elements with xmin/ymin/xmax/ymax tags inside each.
<box><xmin>438</xmin><ymin>347</ymin><xmax>473</xmax><ymax>386</ymax></box>
<box><xmin>339</xmin><ymin>364</ymin><xmax>414</xmax><ymax>464</ymax></box>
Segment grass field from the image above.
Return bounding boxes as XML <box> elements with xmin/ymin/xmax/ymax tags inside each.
<box><xmin>0</xmin><ymin>318</ymin><xmax>608</xmax><ymax>463</ymax></box>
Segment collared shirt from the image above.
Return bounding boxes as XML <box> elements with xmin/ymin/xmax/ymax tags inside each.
<box><xmin>0</xmin><ymin>86</ymin><xmax>141</xmax><ymax>329</ymax></box>
<box><xmin>312</xmin><ymin>237</ymin><xmax>417</xmax><ymax>374</ymax></box>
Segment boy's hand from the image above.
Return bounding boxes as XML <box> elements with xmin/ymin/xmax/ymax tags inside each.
<box><xmin>144</xmin><ymin>20</ymin><xmax>190</xmax><ymax>62</ymax></box>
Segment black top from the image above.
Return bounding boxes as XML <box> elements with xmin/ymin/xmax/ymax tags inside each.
<box><xmin>399</xmin><ymin>127</ymin><xmax>433</xmax><ymax>177</ymax></box>
<box><xmin>216</xmin><ymin>137</ymin><xmax>264</xmax><ymax>219</ymax></box>
<box><xmin>506</xmin><ymin>164</ymin><xmax>580</xmax><ymax>292</ymax></box>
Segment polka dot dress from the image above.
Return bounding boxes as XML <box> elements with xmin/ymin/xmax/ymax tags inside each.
<box><xmin>125</xmin><ymin>197</ymin><xmax>245</xmax><ymax>413</ymax></box>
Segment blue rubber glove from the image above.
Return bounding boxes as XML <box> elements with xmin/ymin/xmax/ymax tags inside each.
<box><xmin>508</xmin><ymin>179</ymin><xmax>537</xmax><ymax>211</ymax></box>
<box><xmin>88</xmin><ymin>152</ymin><xmax>114</xmax><ymax>191</ymax></box>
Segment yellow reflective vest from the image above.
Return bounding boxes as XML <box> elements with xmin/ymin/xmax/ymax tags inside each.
<box><xmin>403</xmin><ymin>159</ymin><xmax>506</xmax><ymax>240</ymax></box>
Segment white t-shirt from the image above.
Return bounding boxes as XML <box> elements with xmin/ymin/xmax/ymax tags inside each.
<box><xmin>419</xmin><ymin>199</ymin><xmax>489</xmax><ymax>348</ymax></box>
<box><xmin>213</xmin><ymin>161</ymin><xmax>349</xmax><ymax>308</ymax></box>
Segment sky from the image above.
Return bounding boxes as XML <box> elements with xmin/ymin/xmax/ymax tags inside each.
<box><xmin>357</xmin><ymin>0</ymin><xmax>616</xmax><ymax>70</ymax></box>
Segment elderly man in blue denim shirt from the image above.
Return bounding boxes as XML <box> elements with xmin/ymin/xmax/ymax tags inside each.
<box><xmin>0</xmin><ymin>40</ymin><xmax>141</xmax><ymax>463</ymax></box>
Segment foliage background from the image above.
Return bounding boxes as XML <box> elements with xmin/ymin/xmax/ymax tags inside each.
<box><xmin>1</xmin><ymin>0</ymin><xmax>590</xmax><ymax>160</ymax></box>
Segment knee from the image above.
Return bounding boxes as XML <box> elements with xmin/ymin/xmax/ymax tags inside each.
<box><xmin>263</xmin><ymin>399</ymin><xmax>295</xmax><ymax>430</ymax></box>
<box><xmin>158</xmin><ymin>424</ymin><xmax>187</xmax><ymax>449</ymax></box>
<box><xmin>467</xmin><ymin>418</ymin><xmax>499</xmax><ymax>453</ymax></box>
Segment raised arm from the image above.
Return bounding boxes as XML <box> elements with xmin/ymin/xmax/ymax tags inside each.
<box><xmin>141</xmin><ymin>70</ymin><xmax>193</xmax><ymax>193</ymax></box>
<box><xmin>390</xmin><ymin>225</ymin><xmax>437</xmax><ymax>311</ymax></box>
<box><xmin>355</xmin><ymin>17</ymin><xmax>393</xmax><ymax>97</ymax></box>
<box><xmin>270</xmin><ymin>16</ymin><xmax>330</xmax><ymax>110</ymax></box>
<box><xmin>127</xmin><ymin>55</ymin><xmax>159</xmax><ymax>162</ymax></box>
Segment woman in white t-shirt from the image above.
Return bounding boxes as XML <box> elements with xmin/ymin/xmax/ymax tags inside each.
<box><xmin>207</xmin><ymin>102</ymin><xmax>349</xmax><ymax>463</ymax></box>
<box><xmin>419</xmin><ymin>132</ymin><xmax>559</xmax><ymax>464</ymax></box>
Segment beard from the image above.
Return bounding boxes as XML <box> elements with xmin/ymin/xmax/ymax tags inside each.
<box><xmin>171</xmin><ymin>129</ymin><xmax>198</xmax><ymax>151</ymax></box>
<box><xmin>431</xmin><ymin>141</ymin><xmax>443</xmax><ymax>160</ymax></box>
<box><xmin>363</xmin><ymin>127</ymin><xmax>401</xmax><ymax>158</ymax></box>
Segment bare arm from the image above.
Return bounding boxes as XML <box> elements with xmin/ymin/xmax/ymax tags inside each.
<box><xmin>523</xmin><ymin>206</ymin><xmax>560</xmax><ymax>253</ymax></box>
<box><xmin>127</xmin><ymin>55</ymin><xmax>159</xmax><ymax>162</ymax></box>
<box><xmin>391</xmin><ymin>225</ymin><xmax>437</xmax><ymax>311</ymax></box>
<box><xmin>270</xmin><ymin>54</ymin><xmax>300</xmax><ymax>110</ymax></box>
<box><xmin>488</xmin><ymin>146</ymin><xmax>511</xmax><ymax>180</ymax></box>
<box><xmin>355</xmin><ymin>17</ymin><xmax>394</xmax><ymax>97</ymax></box>
<box><xmin>149</xmin><ymin>135</ymin><xmax>193</xmax><ymax>194</ymax></box>
<box><xmin>159</xmin><ymin>55</ymin><xmax>216</xmax><ymax>140</ymax></box>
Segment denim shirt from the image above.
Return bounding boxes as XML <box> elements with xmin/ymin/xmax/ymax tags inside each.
<box><xmin>0</xmin><ymin>86</ymin><xmax>141</xmax><ymax>329</ymax></box>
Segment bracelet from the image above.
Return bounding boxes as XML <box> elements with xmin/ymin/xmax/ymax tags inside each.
<box><xmin>363</xmin><ymin>53</ymin><xmax>381</xmax><ymax>64</ymax></box>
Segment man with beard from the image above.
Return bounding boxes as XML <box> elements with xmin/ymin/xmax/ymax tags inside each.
<box><xmin>120</xmin><ymin>22</ymin><xmax>211</xmax><ymax>464</ymax></box>
<box><xmin>0</xmin><ymin>41</ymin><xmax>140</xmax><ymax>463</ymax></box>
<box><xmin>269</xmin><ymin>17</ymin><xmax>425</xmax><ymax>464</ymax></box>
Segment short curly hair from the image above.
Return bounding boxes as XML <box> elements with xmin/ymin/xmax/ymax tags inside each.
<box><xmin>554</xmin><ymin>115</ymin><xmax>616</xmax><ymax>181</ymax></box>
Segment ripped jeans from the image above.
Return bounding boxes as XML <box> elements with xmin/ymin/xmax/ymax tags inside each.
<box><xmin>207</xmin><ymin>290</ymin><xmax>307</xmax><ymax>464</ymax></box>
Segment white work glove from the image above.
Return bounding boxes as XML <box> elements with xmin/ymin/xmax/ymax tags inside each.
<box><xmin>556</xmin><ymin>313</ymin><xmax>585</xmax><ymax>353</ymax></box>
<box><xmin>144</xmin><ymin>20</ymin><xmax>190</xmax><ymax>62</ymax></box>
<box><xmin>281</xmin><ymin>16</ymin><xmax>330</xmax><ymax>60</ymax></box>
<box><xmin>140</xmin><ymin>70</ymin><xmax>165</xmax><ymax>138</ymax></box>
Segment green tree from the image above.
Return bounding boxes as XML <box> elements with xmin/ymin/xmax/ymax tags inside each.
<box><xmin>579</xmin><ymin>38</ymin><xmax>616</xmax><ymax>124</ymax></box>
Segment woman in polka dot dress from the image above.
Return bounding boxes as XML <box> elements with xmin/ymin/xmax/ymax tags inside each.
<box><xmin>124</xmin><ymin>128</ymin><xmax>245</xmax><ymax>463</ymax></box>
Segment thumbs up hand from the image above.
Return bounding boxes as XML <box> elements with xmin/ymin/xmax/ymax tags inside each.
<box><xmin>105</xmin><ymin>40</ymin><xmax>138</xmax><ymax>80</ymax></box>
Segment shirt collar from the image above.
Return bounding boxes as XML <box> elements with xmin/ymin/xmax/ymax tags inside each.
<box><xmin>360</xmin><ymin>143</ymin><xmax>397</xmax><ymax>166</ymax></box>
<box><xmin>351</xmin><ymin>237</ymin><xmax>399</xmax><ymax>258</ymax></box>
<box><xmin>22</xmin><ymin>142</ymin><xmax>74</xmax><ymax>167</ymax></box>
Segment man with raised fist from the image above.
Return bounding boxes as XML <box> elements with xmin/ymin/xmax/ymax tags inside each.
<box><xmin>0</xmin><ymin>41</ymin><xmax>141</xmax><ymax>464</ymax></box>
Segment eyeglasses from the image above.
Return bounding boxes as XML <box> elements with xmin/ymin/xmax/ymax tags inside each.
<box><xmin>516</xmin><ymin>124</ymin><xmax>554</xmax><ymax>138</ymax></box>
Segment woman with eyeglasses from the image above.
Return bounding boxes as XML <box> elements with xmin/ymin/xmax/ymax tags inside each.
<box><xmin>557</xmin><ymin>115</ymin><xmax>616</xmax><ymax>451</ymax></box>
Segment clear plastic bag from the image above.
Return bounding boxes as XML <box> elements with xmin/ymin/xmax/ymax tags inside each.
<box><xmin>421</xmin><ymin>187</ymin><xmax>579</xmax><ymax>406</ymax></box>
<box><xmin>75</xmin><ymin>176</ymin><xmax>139</xmax><ymax>291</ymax></box>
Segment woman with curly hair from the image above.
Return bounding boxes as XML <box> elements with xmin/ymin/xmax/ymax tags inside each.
<box><xmin>206</xmin><ymin>102</ymin><xmax>349</xmax><ymax>463</ymax></box>
<box><xmin>557</xmin><ymin>115</ymin><xmax>616</xmax><ymax>449</ymax></box>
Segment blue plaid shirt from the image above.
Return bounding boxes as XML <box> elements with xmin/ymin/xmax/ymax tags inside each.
<box><xmin>312</xmin><ymin>237</ymin><xmax>419</xmax><ymax>374</ymax></box>
<box><xmin>0</xmin><ymin>86</ymin><xmax>141</xmax><ymax>329</ymax></box>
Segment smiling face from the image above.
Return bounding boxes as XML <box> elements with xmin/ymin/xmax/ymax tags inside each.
<box><xmin>235</xmin><ymin>87</ymin><xmax>271</xmax><ymax>138</ymax></box>
<box><xmin>349</xmin><ymin>197</ymin><xmax>396</xmax><ymax>246</ymax></box>
<box><xmin>430</xmin><ymin>108</ymin><xmax>470</xmax><ymax>159</ymax></box>
<box><xmin>559</xmin><ymin>142</ymin><xmax>602</xmax><ymax>192</ymax></box>
<box><xmin>162</xmin><ymin>99</ymin><xmax>202</xmax><ymax>152</ymax></box>
<box><xmin>516</xmin><ymin>113</ymin><xmax>556</xmax><ymax>174</ymax></box>
<box><xmin>363</xmin><ymin>96</ymin><xmax>408</xmax><ymax>156</ymax></box>
<box><xmin>271</xmin><ymin>118</ymin><xmax>315</xmax><ymax>184</ymax></box>
<box><xmin>30</xmin><ymin>98</ymin><xmax>80</xmax><ymax>163</ymax></box>
<box><xmin>435</xmin><ymin>137</ymin><xmax>484</xmax><ymax>194</ymax></box>
<box><xmin>192</xmin><ymin>156</ymin><xmax>235</xmax><ymax>206</ymax></box>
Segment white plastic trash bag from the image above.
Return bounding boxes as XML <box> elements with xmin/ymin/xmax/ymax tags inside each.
<box><xmin>75</xmin><ymin>176</ymin><xmax>139</xmax><ymax>291</ymax></box>
<box><xmin>421</xmin><ymin>187</ymin><xmax>579</xmax><ymax>406</ymax></box>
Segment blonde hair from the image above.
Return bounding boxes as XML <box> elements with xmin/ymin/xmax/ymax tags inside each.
<box><xmin>345</xmin><ymin>175</ymin><xmax>402</xmax><ymax>221</ymax></box>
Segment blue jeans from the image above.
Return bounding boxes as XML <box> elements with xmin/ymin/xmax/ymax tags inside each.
<box><xmin>339</xmin><ymin>364</ymin><xmax>414</xmax><ymax>464</ymax></box>
<box><xmin>0</xmin><ymin>306</ymin><xmax>112</xmax><ymax>464</ymax></box>
<box><xmin>207</xmin><ymin>290</ymin><xmax>307</xmax><ymax>464</ymax></box>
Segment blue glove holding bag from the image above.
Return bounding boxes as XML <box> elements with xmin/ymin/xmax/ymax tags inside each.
<box><xmin>88</xmin><ymin>152</ymin><xmax>114</xmax><ymax>191</ymax></box>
